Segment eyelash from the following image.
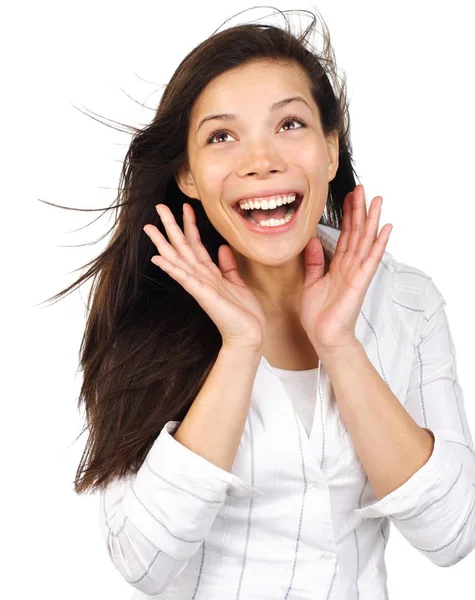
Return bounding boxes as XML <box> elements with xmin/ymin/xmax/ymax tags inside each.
<box><xmin>206</xmin><ymin>116</ymin><xmax>307</xmax><ymax>144</ymax></box>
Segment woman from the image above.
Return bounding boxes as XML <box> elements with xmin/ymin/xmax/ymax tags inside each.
<box><xmin>52</xmin><ymin>8</ymin><xmax>475</xmax><ymax>599</ymax></box>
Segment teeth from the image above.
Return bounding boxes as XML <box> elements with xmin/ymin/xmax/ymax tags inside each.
<box><xmin>238</xmin><ymin>193</ymin><xmax>297</xmax><ymax>211</ymax></box>
<box><xmin>245</xmin><ymin>206</ymin><xmax>297</xmax><ymax>227</ymax></box>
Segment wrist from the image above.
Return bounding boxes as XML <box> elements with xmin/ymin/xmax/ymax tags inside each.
<box><xmin>316</xmin><ymin>338</ymin><xmax>363</xmax><ymax>363</ymax></box>
<box><xmin>220</xmin><ymin>343</ymin><xmax>263</xmax><ymax>360</ymax></box>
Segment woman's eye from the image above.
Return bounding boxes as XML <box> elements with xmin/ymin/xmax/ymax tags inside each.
<box><xmin>206</xmin><ymin>117</ymin><xmax>306</xmax><ymax>145</ymax></box>
<box><xmin>207</xmin><ymin>131</ymin><xmax>232</xmax><ymax>144</ymax></box>
<box><xmin>281</xmin><ymin>117</ymin><xmax>306</xmax><ymax>131</ymax></box>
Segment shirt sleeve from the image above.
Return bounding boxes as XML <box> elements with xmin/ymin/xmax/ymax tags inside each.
<box><xmin>99</xmin><ymin>420</ymin><xmax>263</xmax><ymax>594</ymax></box>
<box><xmin>354</xmin><ymin>277</ymin><xmax>475</xmax><ymax>567</ymax></box>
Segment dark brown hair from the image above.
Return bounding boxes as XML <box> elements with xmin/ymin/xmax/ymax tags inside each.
<box><xmin>39</xmin><ymin>6</ymin><xmax>359</xmax><ymax>495</ymax></box>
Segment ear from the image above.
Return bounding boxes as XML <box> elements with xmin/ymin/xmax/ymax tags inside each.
<box><xmin>175</xmin><ymin>164</ymin><xmax>200</xmax><ymax>201</ymax></box>
<box><xmin>326</xmin><ymin>131</ymin><xmax>339</xmax><ymax>182</ymax></box>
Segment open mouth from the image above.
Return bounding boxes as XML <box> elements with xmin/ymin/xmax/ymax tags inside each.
<box><xmin>232</xmin><ymin>193</ymin><xmax>304</xmax><ymax>228</ymax></box>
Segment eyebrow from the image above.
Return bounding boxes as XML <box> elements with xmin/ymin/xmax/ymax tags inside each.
<box><xmin>195</xmin><ymin>96</ymin><xmax>313</xmax><ymax>135</ymax></box>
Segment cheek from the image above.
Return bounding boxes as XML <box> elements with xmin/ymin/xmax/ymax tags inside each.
<box><xmin>202</xmin><ymin>159</ymin><xmax>226</xmax><ymax>181</ymax></box>
<box><xmin>294</xmin><ymin>140</ymin><xmax>328</xmax><ymax>173</ymax></box>
<box><xmin>203</xmin><ymin>168</ymin><xmax>233</xmax><ymax>205</ymax></box>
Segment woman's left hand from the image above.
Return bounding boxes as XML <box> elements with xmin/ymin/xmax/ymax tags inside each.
<box><xmin>300</xmin><ymin>184</ymin><xmax>393</xmax><ymax>357</ymax></box>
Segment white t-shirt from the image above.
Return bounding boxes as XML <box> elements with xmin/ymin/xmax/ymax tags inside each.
<box><xmin>272</xmin><ymin>365</ymin><xmax>319</xmax><ymax>438</ymax></box>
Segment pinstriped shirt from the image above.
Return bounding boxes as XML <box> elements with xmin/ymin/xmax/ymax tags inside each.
<box><xmin>99</xmin><ymin>223</ymin><xmax>475</xmax><ymax>599</ymax></box>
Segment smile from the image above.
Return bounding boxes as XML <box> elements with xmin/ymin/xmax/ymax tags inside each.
<box><xmin>232</xmin><ymin>193</ymin><xmax>304</xmax><ymax>234</ymax></box>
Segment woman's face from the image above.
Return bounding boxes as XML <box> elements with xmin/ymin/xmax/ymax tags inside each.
<box><xmin>176</xmin><ymin>59</ymin><xmax>339</xmax><ymax>266</ymax></box>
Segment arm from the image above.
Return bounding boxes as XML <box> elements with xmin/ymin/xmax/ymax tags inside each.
<box><xmin>321</xmin><ymin>341</ymin><xmax>435</xmax><ymax>504</ymax></box>
<box><xmin>323</xmin><ymin>277</ymin><xmax>475</xmax><ymax>567</ymax></box>
<box><xmin>100</xmin><ymin>474</ymin><xmax>190</xmax><ymax>596</ymax></box>
<box><xmin>172</xmin><ymin>344</ymin><xmax>262</xmax><ymax>472</ymax></box>
<box><xmin>99</xmin><ymin>344</ymin><xmax>264</xmax><ymax>595</ymax></box>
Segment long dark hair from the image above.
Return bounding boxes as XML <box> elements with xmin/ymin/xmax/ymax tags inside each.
<box><xmin>39</xmin><ymin>7</ymin><xmax>359</xmax><ymax>495</ymax></box>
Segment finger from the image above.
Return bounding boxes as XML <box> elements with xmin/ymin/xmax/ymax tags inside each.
<box><xmin>218</xmin><ymin>245</ymin><xmax>247</xmax><ymax>287</ymax></box>
<box><xmin>303</xmin><ymin>237</ymin><xmax>325</xmax><ymax>288</ymax></box>
<box><xmin>156</xmin><ymin>204</ymin><xmax>200</xmax><ymax>267</ymax></box>
<box><xmin>144</xmin><ymin>224</ymin><xmax>191</xmax><ymax>273</ymax></box>
<box><xmin>182</xmin><ymin>203</ymin><xmax>223</xmax><ymax>276</ymax></box>
<box><xmin>335</xmin><ymin>190</ymin><xmax>353</xmax><ymax>254</ymax></box>
<box><xmin>347</xmin><ymin>185</ymin><xmax>367</xmax><ymax>255</ymax></box>
<box><xmin>360</xmin><ymin>223</ymin><xmax>393</xmax><ymax>277</ymax></box>
<box><xmin>151</xmin><ymin>253</ymin><xmax>220</xmax><ymax>308</ymax></box>
<box><xmin>356</xmin><ymin>196</ymin><xmax>383</xmax><ymax>261</ymax></box>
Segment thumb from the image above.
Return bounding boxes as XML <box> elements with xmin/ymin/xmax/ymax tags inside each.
<box><xmin>303</xmin><ymin>237</ymin><xmax>325</xmax><ymax>288</ymax></box>
<box><xmin>217</xmin><ymin>245</ymin><xmax>247</xmax><ymax>287</ymax></box>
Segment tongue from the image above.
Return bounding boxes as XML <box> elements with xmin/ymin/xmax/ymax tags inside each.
<box><xmin>250</xmin><ymin>205</ymin><xmax>288</xmax><ymax>223</ymax></box>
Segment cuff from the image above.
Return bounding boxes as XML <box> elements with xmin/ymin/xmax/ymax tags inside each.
<box><xmin>122</xmin><ymin>421</ymin><xmax>263</xmax><ymax>561</ymax></box>
<box><xmin>157</xmin><ymin>421</ymin><xmax>264</xmax><ymax>498</ymax></box>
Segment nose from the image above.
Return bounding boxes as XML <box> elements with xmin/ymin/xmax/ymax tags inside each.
<box><xmin>238</xmin><ymin>139</ymin><xmax>288</xmax><ymax>177</ymax></box>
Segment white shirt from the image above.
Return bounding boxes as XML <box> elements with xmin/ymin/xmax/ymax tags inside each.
<box><xmin>99</xmin><ymin>223</ymin><xmax>475</xmax><ymax>599</ymax></box>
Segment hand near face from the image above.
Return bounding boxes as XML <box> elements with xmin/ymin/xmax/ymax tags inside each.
<box><xmin>299</xmin><ymin>184</ymin><xmax>393</xmax><ymax>356</ymax></box>
<box><xmin>143</xmin><ymin>203</ymin><xmax>267</xmax><ymax>352</ymax></box>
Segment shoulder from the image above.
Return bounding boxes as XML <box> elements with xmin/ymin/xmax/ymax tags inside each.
<box><xmin>382</xmin><ymin>248</ymin><xmax>446</xmax><ymax>318</ymax></box>
<box><xmin>378</xmin><ymin>247</ymin><xmax>448</xmax><ymax>348</ymax></box>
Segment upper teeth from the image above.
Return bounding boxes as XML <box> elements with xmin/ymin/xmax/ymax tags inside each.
<box><xmin>237</xmin><ymin>193</ymin><xmax>297</xmax><ymax>211</ymax></box>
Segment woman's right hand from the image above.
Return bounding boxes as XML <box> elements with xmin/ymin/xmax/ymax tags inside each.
<box><xmin>143</xmin><ymin>203</ymin><xmax>266</xmax><ymax>352</ymax></box>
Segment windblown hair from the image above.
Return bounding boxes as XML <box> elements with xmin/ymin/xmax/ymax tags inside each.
<box><xmin>40</xmin><ymin>6</ymin><xmax>359</xmax><ymax>495</ymax></box>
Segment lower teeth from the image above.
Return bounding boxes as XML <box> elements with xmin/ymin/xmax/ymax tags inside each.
<box><xmin>245</xmin><ymin>206</ymin><xmax>296</xmax><ymax>227</ymax></box>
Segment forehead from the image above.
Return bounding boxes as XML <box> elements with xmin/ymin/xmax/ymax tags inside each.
<box><xmin>191</xmin><ymin>60</ymin><xmax>312</xmax><ymax>119</ymax></box>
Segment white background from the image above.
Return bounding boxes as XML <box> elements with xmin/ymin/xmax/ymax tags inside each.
<box><xmin>4</xmin><ymin>0</ymin><xmax>474</xmax><ymax>598</ymax></box>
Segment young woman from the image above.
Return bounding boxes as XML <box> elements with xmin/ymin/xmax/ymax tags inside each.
<box><xmin>51</xmin><ymin>8</ymin><xmax>475</xmax><ymax>599</ymax></box>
